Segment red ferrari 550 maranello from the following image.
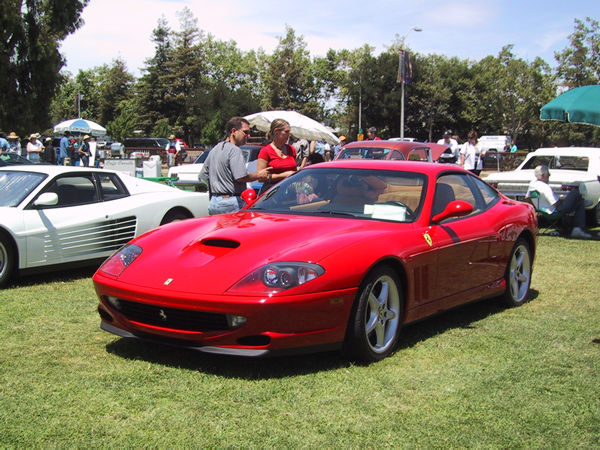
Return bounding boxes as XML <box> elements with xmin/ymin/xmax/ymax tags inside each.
<box><xmin>93</xmin><ymin>160</ymin><xmax>538</xmax><ymax>362</ymax></box>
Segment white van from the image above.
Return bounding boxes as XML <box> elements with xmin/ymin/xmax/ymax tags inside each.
<box><xmin>479</xmin><ymin>135</ymin><xmax>511</xmax><ymax>152</ymax></box>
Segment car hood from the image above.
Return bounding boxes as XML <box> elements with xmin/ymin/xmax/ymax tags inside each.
<box><xmin>114</xmin><ymin>211</ymin><xmax>398</xmax><ymax>294</ymax></box>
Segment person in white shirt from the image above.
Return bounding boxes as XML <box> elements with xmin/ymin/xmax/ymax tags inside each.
<box><xmin>437</xmin><ymin>130</ymin><xmax>459</xmax><ymax>164</ymax></box>
<box><xmin>525</xmin><ymin>165</ymin><xmax>591</xmax><ymax>239</ymax></box>
<box><xmin>460</xmin><ymin>130</ymin><xmax>485</xmax><ymax>175</ymax></box>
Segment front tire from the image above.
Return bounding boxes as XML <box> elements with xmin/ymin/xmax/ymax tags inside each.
<box><xmin>502</xmin><ymin>238</ymin><xmax>532</xmax><ymax>307</ymax></box>
<box><xmin>0</xmin><ymin>234</ymin><xmax>15</xmax><ymax>288</ymax></box>
<box><xmin>344</xmin><ymin>265</ymin><xmax>403</xmax><ymax>362</ymax></box>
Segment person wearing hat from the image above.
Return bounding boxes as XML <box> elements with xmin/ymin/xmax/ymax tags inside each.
<box><xmin>6</xmin><ymin>132</ymin><xmax>22</xmax><ymax>154</ymax></box>
<box><xmin>26</xmin><ymin>133</ymin><xmax>44</xmax><ymax>163</ymax></box>
<box><xmin>42</xmin><ymin>137</ymin><xmax>56</xmax><ymax>164</ymax></box>
<box><xmin>0</xmin><ymin>132</ymin><xmax>9</xmax><ymax>153</ymax></box>
<box><xmin>79</xmin><ymin>134</ymin><xmax>92</xmax><ymax>166</ymax></box>
<box><xmin>437</xmin><ymin>130</ymin><xmax>459</xmax><ymax>164</ymax></box>
<box><xmin>333</xmin><ymin>135</ymin><xmax>347</xmax><ymax>159</ymax></box>
<box><xmin>165</xmin><ymin>134</ymin><xmax>181</xmax><ymax>167</ymax></box>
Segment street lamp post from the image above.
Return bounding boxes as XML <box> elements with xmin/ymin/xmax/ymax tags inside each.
<box><xmin>399</xmin><ymin>27</ymin><xmax>422</xmax><ymax>139</ymax></box>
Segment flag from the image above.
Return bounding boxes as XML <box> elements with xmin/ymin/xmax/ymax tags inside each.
<box><xmin>397</xmin><ymin>50</ymin><xmax>413</xmax><ymax>84</ymax></box>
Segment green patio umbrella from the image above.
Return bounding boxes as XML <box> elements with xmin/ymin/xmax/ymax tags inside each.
<box><xmin>540</xmin><ymin>85</ymin><xmax>600</xmax><ymax>126</ymax></box>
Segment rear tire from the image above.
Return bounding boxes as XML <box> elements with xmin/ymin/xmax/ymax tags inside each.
<box><xmin>502</xmin><ymin>238</ymin><xmax>532</xmax><ymax>307</ymax></box>
<box><xmin>343</xmin><ymin>265</ymin><xmax>403</xmax><ymax>362</ymax></box>
<box><xmin>0</xmin><ymin>234</ymin><xmax>15</xmax><ymax>288</ymax></box>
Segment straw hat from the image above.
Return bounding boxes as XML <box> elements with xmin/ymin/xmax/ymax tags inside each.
<box><xmin>169</xmin><ymin>134</ymin><xmax>176</xmax><ymax>140</ymax></box>
<box><xmin>29</xmin><ymin>133</ymin><xmax>40</xmax><ymax>140</ymax></box>
<box><xmin>8</xmin><ymin>131</ymin><xmax>19</xmax><ymax>139</ymax></box>
<box><xmin>339</xmin><ymin>135</ymin><xmax>347</xmax><ymax>141</ymax></box>
<box><xmin>83</xmin><ymin>134</ymin><xmax>91</xmax><ymax>140</ymax></box>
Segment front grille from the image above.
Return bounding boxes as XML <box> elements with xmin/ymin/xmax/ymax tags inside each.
<box><xmin>112</xmin><ymin>298</ymin><xmax>229</xmax><ymax>332</ymax></box>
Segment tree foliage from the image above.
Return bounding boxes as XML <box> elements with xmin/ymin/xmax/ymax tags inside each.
<box><xmin>0</xmin><ymin>0</ymin><xmax>88</xmax><ymax>136</ymax></box>
<box><xmin>7</xmin><ymin>6</ymin><xmax>597</xmax><ymax>150</ymax></box>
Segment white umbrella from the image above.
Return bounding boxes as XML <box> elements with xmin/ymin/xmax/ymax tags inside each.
<box><xmin>53</xmin><ymin>118</ymin><xmax>107</xmax><ymax>136</ymax></box>
<box><xmin>244</xmin><ymin>110</ymin><xmax>340</xmax><ymax>145</ymax></box>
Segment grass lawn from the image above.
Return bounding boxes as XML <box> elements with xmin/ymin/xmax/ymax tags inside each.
<box><xmin>1</xmin><ymin>234</ymin><xmax>599</xmax><ymax>447</ymax></box>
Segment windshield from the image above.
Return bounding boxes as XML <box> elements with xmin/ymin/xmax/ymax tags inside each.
<box><xmin>338</xmin><ymin>147</ymin><xmax>395</xmax><ymax>160</ymax></box>
<box><xmin>0</xmin><ymin>171</ymin><xmax>47</xmax><ymax>207</ymax></box>
<box><xmin>522</xmin><ymin>155</ymin><xmax>589</xmax><ymax>171</ymax></box>
<box><xmin>0</xmin><ymin>153</ymin><xmax>33</xmax><ymax>166</ymax></box>
<box><xmin>248</xmin><ymin>167</ymin><xmax>426</xmax><ymax>223</ymax></box>
<box><xmin>194</xmin><ymin>150</ymin><xmax>211</xmax><ymax>164</ymax></box>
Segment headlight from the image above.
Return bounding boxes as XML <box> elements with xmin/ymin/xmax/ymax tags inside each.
<box><xmin>228</xmin><ymin>262</ymin><xmax>325</xmax><ymax>294</ymax></box>
<box><xmin>98</xmin><ymin>244</ymin><xmax>143</xmax><ymax>277</ymax></box>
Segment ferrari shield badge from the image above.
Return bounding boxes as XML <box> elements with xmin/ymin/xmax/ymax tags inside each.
<box><xmin>423</xmin><ymin>232</ymin><xmax>433</xmax><ymax>247</ymax></box>
<box><xmin>164</xmin><ymin>278</ymin><xmax>173</xmax><ymax>286</ymax></box>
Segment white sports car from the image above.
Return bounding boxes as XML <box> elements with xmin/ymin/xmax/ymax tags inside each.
<box><xmin>484</xmin><ymin>147</ymin><xmax>600</xmax><ymax>226</ymax></box>
<box><xmin>0</xmin><ymin>165</ymin><xmax>209</xmax><ymax>287</ymax></box>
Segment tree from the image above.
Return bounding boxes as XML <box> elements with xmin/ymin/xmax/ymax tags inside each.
<box><xmin>555</xmin><ymin>17</ymin><xmax>600</xmax><ymax>88</ymax></box>
<box><xmin>0</xmin><ymin>0</ymin><xmax>89</xmax><ymax>136</ymax></box>
<box><xmin>469</xmin><ymin>46</ymin><xmax>554</xmax><ymax>147</ymax></box>
<box><xmin>261</xmin><ymin>26</ymin><xmax>322</xmax><ymax>120</ymax></box>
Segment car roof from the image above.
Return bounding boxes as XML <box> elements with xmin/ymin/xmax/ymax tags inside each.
<box><xmin>309</xmin><ymin>158</ymin><xmax>462</xmax><ymax>175</ymax></box>
<box><xmin>0</xmin><ymin>165</ymin><xmax>116</xmax><ymax>176</ymax></box>
<box><xmin>340</xmin><ymin>140</ymin><xmax>450</xmax><ymax>161</ymax></box>
<box><xmin>343</xmin><ymin>140</ymin><xmax>428</xmax><ymax>150</ymax></box>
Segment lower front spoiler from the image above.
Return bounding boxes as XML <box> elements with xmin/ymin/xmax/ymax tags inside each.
<box><xmin>100</xmin><ymin>321</ymin><xmax>341</xmax><ymax>358</ymax></box>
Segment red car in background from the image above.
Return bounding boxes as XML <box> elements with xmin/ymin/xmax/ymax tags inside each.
<box><xmin>335</xmin><ymin>140</ymin><xmax>454</xmax><ymax>163</ymax></box>
<box><xmin>94</xmin><ymin>160</ymin><xmax>537</xmax><ymax>362</ymax></box>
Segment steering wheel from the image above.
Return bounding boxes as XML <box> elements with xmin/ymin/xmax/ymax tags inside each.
<box><xmin>382</xmin><ymin>201</ymin><xmax>415</xmax><ymax>219</ymax></box>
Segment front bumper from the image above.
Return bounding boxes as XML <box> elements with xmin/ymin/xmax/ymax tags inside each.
<box><xmin>95</xmin><ymin>279</ymin><xmax>357</xmax><ymax>357</ymax></box>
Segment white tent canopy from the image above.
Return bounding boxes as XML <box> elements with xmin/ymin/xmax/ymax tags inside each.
<box><xmin>53</xmin><ymin>118</ymin><xmax>107</xmax><ymax>136</ymax></box>
<box><xmin>244</xmin><ymin>110</ymin><xmax>340</xmax><ymax>145</ymax></box>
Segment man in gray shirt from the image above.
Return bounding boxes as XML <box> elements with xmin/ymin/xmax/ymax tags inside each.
<box><xmin>200</xmin><ymin>117</ymin><xmax>271</xmax><ymax>215</ymax></box>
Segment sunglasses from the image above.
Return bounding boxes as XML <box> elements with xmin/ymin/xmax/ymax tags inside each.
<box><xmin>238</xmin><ymin>129</ymin><xmax>251</xmax><ymax>135</ymax></box>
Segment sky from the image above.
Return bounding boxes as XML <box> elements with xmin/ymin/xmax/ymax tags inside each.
<box><xmin>60</xmin><ymin>0</ymin><xmax>599</xmax><ymax>77</ymax></box>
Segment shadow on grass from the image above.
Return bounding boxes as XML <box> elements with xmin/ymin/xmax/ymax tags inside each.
<box><xmin>10</xmin><ymin>265</ymin><xmax>97</xmax><ymax>288</ymax></box>
<box><xmin>104</xmin><ymin>290</ymin><xmax>540</xmax><ymax>379</ymax></box>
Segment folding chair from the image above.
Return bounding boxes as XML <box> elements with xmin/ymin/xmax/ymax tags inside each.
<box><xmin>527</xmin><ymin>190</ymin><xmax>572</xmax><ymax>236</ymax></box>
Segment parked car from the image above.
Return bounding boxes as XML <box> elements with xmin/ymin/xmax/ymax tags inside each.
<box><xmin>167</xmin><ymin>144</ymin><xmax>263</xmax><ymax>191</ymax></box>
<box><xmin>123</xmin><ymin>137</ymin><xmax>170</xmax><ymax>159</ymax></box>
<box><xmin>0</xmin><ymin>152</ymin><xmax>33</xmax><ymax>166</ymax></box>
<box><xmin>484</xmin><ymin>147</ymin><xmax>600</xmax><ymax>225</ymax></box>
<box><xmin>93</xmin><ymin>160</ymin><xmax>537</xmax><ymax>362</ymax></box>
<box><xmin>335</xmin><ymin>140</ymin><xmax>452</xmax><ymax>163</ymax></box>
<box><xmin>0</xmin><ymin>165</ymin><xmax>209</xmax><ymax>287</ymax></box>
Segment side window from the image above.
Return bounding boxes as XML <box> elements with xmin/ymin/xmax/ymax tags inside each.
<box><xmin>408</xmin><ymin>147</ymin><xmax>429</xmax><ymax>161</ymax></box>
<box><xmin>432</xmin><ymin>174</ymin><xmax>478</xmax><ymax>219</ymax></box>
<box><xmin>389</xmin><ymin>150</ymin><xmax>405</xmax><ymax>161</ymax></box>
<box><xmin>97</xmin><ymin>173</ymin><xmax>129</xmax><ymax>201</ymax></box>
<box><xmin>471</xmin><ymin>176</ymin><xmax>499</xmax><ymax>208</ymax></box>
<box><xmin>45</xmin><ymin>174</ymin><xmax>98</xmax><ymax>207</ymax></box>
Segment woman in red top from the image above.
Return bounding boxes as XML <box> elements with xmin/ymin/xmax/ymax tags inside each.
<box><xmin>257</xmin><ymin>118</ymin><xmax>297</xmax><ymax>193</ymax></box>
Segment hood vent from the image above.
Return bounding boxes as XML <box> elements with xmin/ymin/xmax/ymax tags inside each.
<box><xmin>201</xmin><ymin>238</ymin><xmax>240</xmax><ymax>248</ymax></box>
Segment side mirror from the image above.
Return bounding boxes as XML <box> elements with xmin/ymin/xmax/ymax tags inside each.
<box><xmin>241</xmin><ymin>188</ymin><xmax>257</xmax><ymax>205</ymax></box>
<box><xmin>432</xmin><ymin>200</ymin><xmax>473</xmax><ymax>223</ymax></box>
<box><xmin>33</xmin><ymin>192</ymin><xmax>59</xmax><ymax>207</ymax></box>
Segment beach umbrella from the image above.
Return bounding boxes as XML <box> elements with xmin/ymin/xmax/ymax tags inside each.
<box><xmin>244</xmin><ymin>110</ymin><xmax>340</xmax><ymax>145</ymax></box>
<box><xmin>540</xmin><ymin>85</ymin><xmax>600</xmax><ymax>126</ymax></box>
<box><xmin>53</xmin><ymin>118</ymin><xmax>107</xmax><ymax>136</ymax></box>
